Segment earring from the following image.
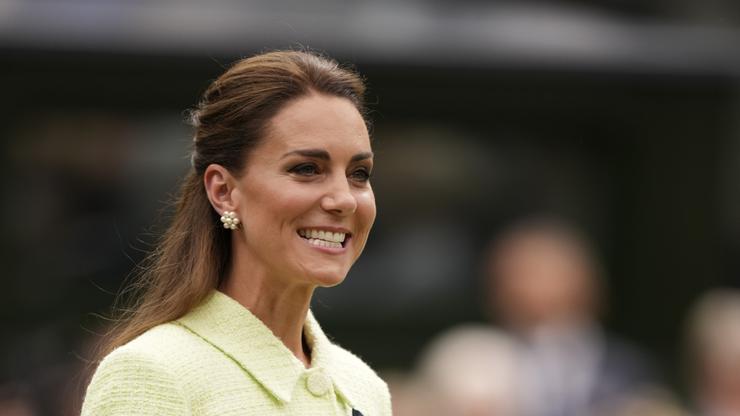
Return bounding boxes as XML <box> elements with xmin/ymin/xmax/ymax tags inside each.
<box><xmin>220</xmin><ymin>211</ymin><xmax>240</xmax><ymax>230</ymax></box>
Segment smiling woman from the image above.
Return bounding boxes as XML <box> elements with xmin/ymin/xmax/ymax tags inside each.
<box><xmin>81</xmin><ymin>50</ymin><xmax>391</xmax><ymax>416</ymax></box>
<box><xmin>212</xmin><ymin>93</ymin><xmax>376</xmax><ymax>295</ymax></box>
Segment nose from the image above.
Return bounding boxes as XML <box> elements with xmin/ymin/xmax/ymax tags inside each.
<box><xmin>320</xmin><ymin>175</ymin><xmax>357</xmax><ymax>216</ymax></box>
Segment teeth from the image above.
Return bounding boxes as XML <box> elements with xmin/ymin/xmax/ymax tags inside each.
<box><xmin>299</xmin><ymin>229</ymin><xmax>347</xmax><ymax>244</ymax></box>
<box><xmin>308</xmin><ymin>238</ymin><xmax>342</xmax><ymax>249</ymax></box>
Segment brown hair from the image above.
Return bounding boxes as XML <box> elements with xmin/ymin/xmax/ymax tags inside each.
<box><xmin>92</xmin><ymin>50</ymin><xmax>367</xmax><ymax>363</ymax></box>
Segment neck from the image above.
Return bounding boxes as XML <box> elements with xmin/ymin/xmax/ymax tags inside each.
<box><xmin>220</xmin><ymin>260</ymin><xmax>315</xmax><ymax>368</ymax></box>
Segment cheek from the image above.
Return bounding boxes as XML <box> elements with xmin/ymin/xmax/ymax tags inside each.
<box><xmin>357</xmin><ymin>190</ymin><xmax>377</xmax><ymax>228</ymax></box>
<box><xmin>247</xmin><ymin>183</ymin><xmax>314</xmax><ymax>218</ymax></box>
<box><xmin>351</xmin><ymin>191</ymin><xmax>376</xmax><ymax>255</ymax></box>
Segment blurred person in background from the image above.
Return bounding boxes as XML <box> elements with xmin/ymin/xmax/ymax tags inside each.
<box><xmin>411</xmin><ymin>325</ymin><xmax>522</xmax><ymax>416</ymax></box>
<box><xmin>80</xmin><ymin>50</ymin><xmax>391</xmax><ymax>415</ymax></box>
<box><xmin>484</xmin><ymin>217</ymin><xmax>657</xmax><ymax>416</ymax></box>
<box><xmin>685</xmin><ymin>289</ymin><xmax>740</xmax><ymax>416</ymax></box>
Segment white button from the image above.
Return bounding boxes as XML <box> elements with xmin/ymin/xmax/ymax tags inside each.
<box><xmin>306</xmin><ymin>370</ymin><xmax>331</xmax><ymax>397</ymax></box>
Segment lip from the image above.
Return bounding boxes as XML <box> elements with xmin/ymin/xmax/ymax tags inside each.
<box><xmin>298</xmin><ymin>226</ymin><xmax>352</xmax><ymax>234</ymax></box>
<box><xmin>296</xmin><ymin>226</ymin><xmax>352</xmax><ymax>254</ymax></box>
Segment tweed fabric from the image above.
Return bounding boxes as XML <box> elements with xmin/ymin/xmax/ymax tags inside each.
<box><xmin>81</xmin><ymin>290</ymin><xmax>392</xmax><ymax>415</ymax></box>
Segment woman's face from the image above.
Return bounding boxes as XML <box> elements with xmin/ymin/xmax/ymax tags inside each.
<box><xmin>232</xmin><ymin>93</ymin><xmax>376</xmax><ymax>288</ymax></box>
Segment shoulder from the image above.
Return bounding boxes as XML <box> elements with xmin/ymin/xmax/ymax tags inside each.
<box><xmin>327</xmin><ymin>343</ymin><xmax>392</xmax><ymax>416</ymax></box>
<box><xmin>81</xmin><ymin>324</ymin><xmax>195</xmax><ymax>416</ymax></box>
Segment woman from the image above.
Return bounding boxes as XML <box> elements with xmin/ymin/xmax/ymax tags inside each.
<box><xmin>81</xmin><ymin>50</ymin><xmax>391</xmax><ymax>416</ymax></box>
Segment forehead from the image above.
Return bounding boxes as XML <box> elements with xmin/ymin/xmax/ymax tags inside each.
<box><xmin>261</xmin><ymin>93</ymin><xmax>371</xmax><ymax>154</ymax></box>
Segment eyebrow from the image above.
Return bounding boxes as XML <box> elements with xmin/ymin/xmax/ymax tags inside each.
<box><xmin>281</xmin><ymin>148</ymin><xmax>374</xmax><ymax>162</ymax></box>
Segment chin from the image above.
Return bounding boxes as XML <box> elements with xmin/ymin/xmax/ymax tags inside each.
<box><xmin>307</xmin><ymin>270</ymin><xmax>348</xmax><ymax>288</ymax></box>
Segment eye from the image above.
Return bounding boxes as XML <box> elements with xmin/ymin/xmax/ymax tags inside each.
<box><xmin>289</xmin><ymin>163</ymin><xmax>320</xmax><ymax>176</ymax></box>
<box><xmin>349</xmin><ymin>167</ymin><xmax>372</xmax><ymax>183</ymax></box>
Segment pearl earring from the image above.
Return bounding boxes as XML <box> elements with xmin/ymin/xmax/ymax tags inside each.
<box><xmin>220</xmin><ymin>211</ymin><xmax>240</xmax><ymax>230</ymax></box>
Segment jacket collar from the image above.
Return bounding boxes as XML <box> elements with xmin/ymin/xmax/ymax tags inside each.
<box><xmin>176</xmin><ymin>290</ymin><xmax>356</xmax><ymax>407</ymax></box>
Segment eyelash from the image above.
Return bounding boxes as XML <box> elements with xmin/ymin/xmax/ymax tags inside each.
<box><xmin>288</xmin><ymin>163</ymin><xmax>372</xmax><ymax>183</ymax></box>
<box><xmin>289</xmin><ymin>163</ymin><xmax>319</xmax><ymax>176</ymax></box>
<box><xmin>350</xmin><ymin>167</ymin><xmax>372</xmax><ymax>182</ymax></box>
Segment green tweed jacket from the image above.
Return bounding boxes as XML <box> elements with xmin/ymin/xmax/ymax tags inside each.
<box><xmin>81</xmin><ymin>290</ymin><xmax>392</xmax><ymax>415</ymax></box>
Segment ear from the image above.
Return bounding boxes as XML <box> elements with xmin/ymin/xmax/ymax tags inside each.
<box><xmin>203</xmin><ymin>164</ymin><xmax>239</xmax><ymax>215</ymax></box>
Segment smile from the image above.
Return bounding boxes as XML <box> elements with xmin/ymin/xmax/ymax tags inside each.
<box><xmin>297</xmin><ymin>228</ymin><xmax>350</xmax><ymax>249</ymax></box>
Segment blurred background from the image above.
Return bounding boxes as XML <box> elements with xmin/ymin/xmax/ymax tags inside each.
<box><xmin>2</xmin><ymin>0</ymin><xmax>740</xmax><ymax>415</ymax></box>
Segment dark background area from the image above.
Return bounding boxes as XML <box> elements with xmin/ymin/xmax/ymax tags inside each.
<box><xmin>2</xmin><ymin>0</ymin><xmax>740</xmax><ymax>413</ymax></box>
